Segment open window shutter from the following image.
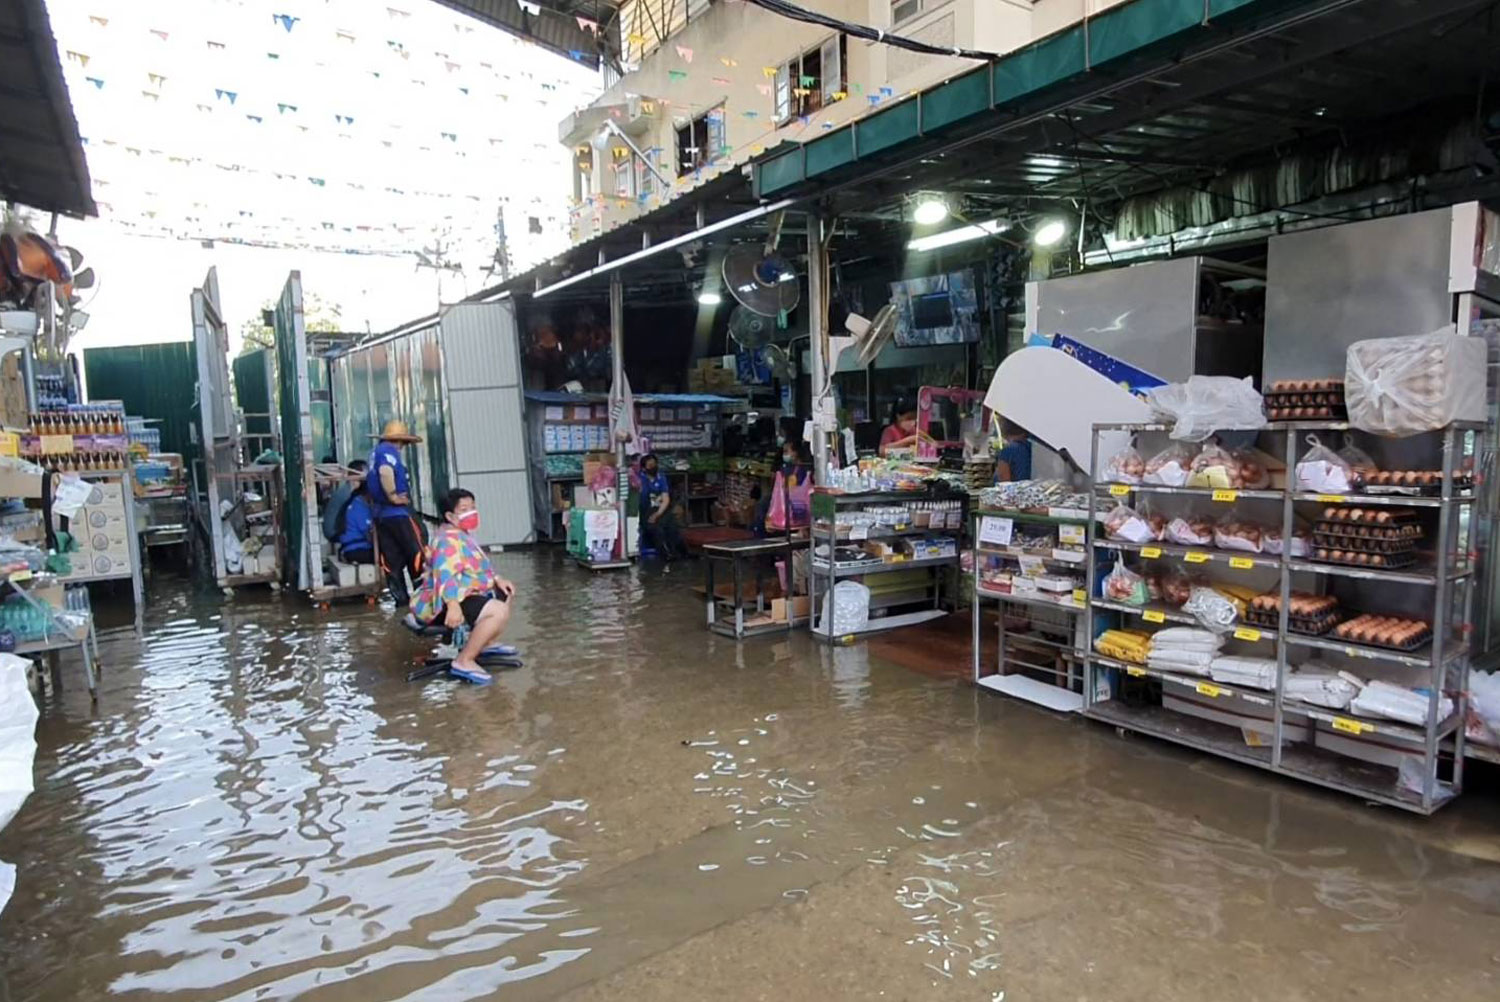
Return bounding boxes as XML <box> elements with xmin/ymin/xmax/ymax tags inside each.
<box><xmin>774</xmin><ymin>62</ymin><xmax>792</xmax><ymax>123</ymax></box>
<box><xmin>707</xmin><ymin>110</ymin><xmax>726</xmax><ymax>160</ymax></box>
<box><xmin>820</xmin><ymin>35</ymin><xmax>842</xmax><ymax>104</ymax></box>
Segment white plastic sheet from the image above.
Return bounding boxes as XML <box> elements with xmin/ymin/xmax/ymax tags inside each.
<box><xmin>819</xmin><ymin>581</ymin><xmax>870</xmax><ymax>636</ymax></box>
<box><xmin>0</xmin><ymin>653</ymin><xmax>39</xmax><ymax>918</ymax></box>
<box><xmin>1144</xmin><ymin>375</ymin><xmax>1267</xmax><ymax>441</ymax></box>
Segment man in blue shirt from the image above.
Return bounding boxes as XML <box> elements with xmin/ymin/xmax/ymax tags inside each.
<box><xmin>323</xmin><ymin>459</ymin><xmax>375</xmax><ymax>564</ymax></box>
<box><xmin>639</xmin><ymin>453</ymin><xmax>686</xmax><ymax>563</ymax></box>
<box><xmin>367</xmin><ymin>420</ymin><xmax>427</xmax><ymax>604</ymax></box>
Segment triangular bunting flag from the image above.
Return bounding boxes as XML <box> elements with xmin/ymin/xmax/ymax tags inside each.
<box><xmin>675</xmin><ymin>45</ymin><xmax>693</xmax><ymax>62</ymax></box>
<box><xmin>720</xmin><ymin>57</ymin><xmax>738</xmax><ymax>67</ymax></box>
<box><xmin>756</xmin><ymin>84</ymin><xmax>772</xmax><ymax>96</ymax></box>
<box><xmin>273</xmin><ymin>14</ymin><xmax>298</xmax><ymax>32</ymax></box>
<box><xmin>762</xmin><ymin>66</ymin><xmax>777</xmax><ymax>78</ymax></box>
<box><xmin>668</xmin><ymin>69</ymin><xmax>687</xmax><ymax>81</ymax></box>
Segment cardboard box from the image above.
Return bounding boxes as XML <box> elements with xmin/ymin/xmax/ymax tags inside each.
<box><xmin>31</xmin><ymin>581</ymin><xmax>64</xmax><ymax>609</ymax></box>
<box><xmin>0</xmin><ymin>459</ymin><xmax>44</xmax><ymax>499</ymax></box>
<box><xmin>1163</xmin><ymin>679</ymin><xmax>1311</xmax><ymax>744</ymax></box>
<box><xmin>771</xmin><ymin>595</ymin><xmax>811</xmax><ymax>623</ymax></box>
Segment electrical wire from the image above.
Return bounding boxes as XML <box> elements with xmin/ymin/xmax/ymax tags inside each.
<box><xmin>741</xmin><ymin>0</ymin><xmax>999</xmax><ymax>62</ymax></box>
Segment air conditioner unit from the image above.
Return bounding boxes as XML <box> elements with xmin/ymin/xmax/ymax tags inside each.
<box><xmin>626</xmin><ymin>94</ymin><xmax>657</xmax><ymax>131</ymax></box>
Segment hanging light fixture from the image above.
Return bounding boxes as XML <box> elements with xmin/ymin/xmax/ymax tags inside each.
<box><xmin>912</xmin><ymin>194</ymin><xmax>949</xmax><ymax>226</ymax></box>
<box><xmin>906</xmin><ymin>218</ymin><xmax>1009</xmax><ymax>253</ymax></box>
<box><xmin>1033</xmin><ymin>219</ymin><xmax>1067</xmax><ymax>247</ymax></box>
<box><xmin>697</xmin><ymin>290</ymin><xmax>722</xmax><ymax>305</ymax></box>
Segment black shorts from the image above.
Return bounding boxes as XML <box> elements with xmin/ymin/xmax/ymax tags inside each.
<box><xmin>428</xmin><ymin>592</ymin><xmax>504</xmax><ymax>630</ymax></box>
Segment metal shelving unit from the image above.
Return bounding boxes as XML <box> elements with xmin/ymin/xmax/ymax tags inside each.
<box><xmin>808</xmin><ymin>488</ymin><xmax>965</xmax><ymax>643</ymax></box>
<box><xmin>1083</xmin><ymin>420</ymin><xmax>1479</xmax><ymax>815</ymax></box>
<box><xmin>970</xmin><ymin>507</ymin><xmax>1089</xmax><ymax>706</ymax></box>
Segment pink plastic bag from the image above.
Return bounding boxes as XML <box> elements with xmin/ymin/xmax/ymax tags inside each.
<box><xmin>767</xmin><ymin>471</ymin><xmax>789</xmax><ymax>530</ymax></box>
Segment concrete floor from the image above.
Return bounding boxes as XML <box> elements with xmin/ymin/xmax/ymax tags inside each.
<box><xmin>2</xmin><ymin>551</ymin><xmax>1499</xmax><ymax>1001</ymax></box>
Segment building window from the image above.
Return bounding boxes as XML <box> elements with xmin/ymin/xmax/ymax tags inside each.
<box><xmin>676</xmin><ymin>107</ymin><xmax>725</xmax><ymax>175</ymax></box>
<box><xmin>774</xmin><ymin>35</ymin><xmax>846</xmax><ymax>125</ymax></box>
<box><xmin>890</xmin><ymin>0</ymin><xmax>924</xmax><ymax>27</ymax></box>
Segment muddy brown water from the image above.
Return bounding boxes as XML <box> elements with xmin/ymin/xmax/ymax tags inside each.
<box><xmin>2</xmin><ymin>551</ymin><xmax>1500</xmax><ymax>1001</ymax></box>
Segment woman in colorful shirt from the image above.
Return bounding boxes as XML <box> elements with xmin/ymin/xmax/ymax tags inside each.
<box><xmin>411</xmin><ymin>488</ymin><xmax>516</xmax><ymax>682</ymax></box>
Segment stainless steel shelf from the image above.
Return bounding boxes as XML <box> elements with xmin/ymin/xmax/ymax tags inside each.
<box><xmin>1282</xmin><ymin>632</ymin><xmax>1464</xmax><ymax>669</ymax></box>
<box><xmin>812</xmin><ymin>554</ymin><xmax>958</xmax><ymax>578</ymax></box>
<box><xmin>977</xmin><ymin>545</ymin><xmax>1087</xmax><ymax>566</ymax></box>
<box><xmin>1290</xmin><ymin>491</ymin><xmax>1476</xmax><ymax>509</ymax></box>
<box><xmin>1098</xmin><ymin>483</ymin><xmax>1282</xmax><ymax>500</ymax></box>
<box><xmin>1287</xmin><ymin>559</ymin><xmax>1470</xmax><ymax>587</ymax></box>
<box><xmin>1092</xmin><ymin>598</ymin><xmax>1198</xmax><ymax>625</ymax></box>
<box><xmin>1095</xmin><ymin>538</ymin><xmax>1280</xmax><ymax>570</ymax></box>
<box><xmin>976</xmin><ymin>586</ymin><xmax>1084</xmax><ymax>613</ymax></box>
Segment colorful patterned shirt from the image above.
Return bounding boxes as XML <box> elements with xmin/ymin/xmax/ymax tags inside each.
<box><xmin>410</xmin><ymin>526</ymin><xmax>496</xmax><ymax>622</ymax></box>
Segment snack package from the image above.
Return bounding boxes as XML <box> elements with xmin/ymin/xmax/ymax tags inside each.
<box><xmin>1213</xmin><ymin>517</ymin><xmax>1264</xmax><ymax>553</ymax></box>
<box><xmin>1186</xmin><ymin>443</ymin><xmax>1237</xmax><ymax>489</ymax></box>
<box><xmin>1143</xmin><ymin>443</ymin><xmax>1192</xmax><ymax>486</ymax></box>
<box><xmin>1103</xmin><ymin>562</ymin><xmax>1148</xmax><ymax>606</ymax></box>
<box><xmin>1345</xmin><ymin>330</ymin><xmax>1486</xmax><ymax>437</ymax></box>
<box><xmin>1166</xmin><ymin>513</ymin><xmax>1214</xmax><ymax>547</ymax></box>
<box><xmin>1144</xmin><ymin>375</ymin><xmax>1267</xmax><ymax>441</ymax></box>
<box><xmin>1104</xmin><ymin>503</ymin><xmax>1159</xmax><ymax>544</ymax></box>
<box><xmin>1105</xmin><ymin>446</ymin><xmax>1145</xmax><ymax>485</ymax></box>
<box><xmin>1185</xmin><ymin>586</ymin><xmax>1239</xmax><ymax>633</ymax></box>
<box><xmin>1295</xmin><ymin>435</ymin><xmax>1354</xmax><ymax>493</ymax></box>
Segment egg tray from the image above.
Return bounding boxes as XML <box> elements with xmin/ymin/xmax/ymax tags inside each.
<box><xmin>1243</xmin><ymin>607</ymin><xmax>1343</xmax><ymax>636</ymax></box>
<box><xmin>1317</xmin><ymin>507</ymin><xmax>1421</xmax><ymax>527</ymax></box>
<box><xmin>1311</xmin><ymin>532</ymin><xmax>1417</xmax><ymax>555</ymax></box>
<box><xmin>1267</xmin><ymin>405</ymin><xmax>1346</xmax><ymax>422</ymax></box>
<box><xmin>1329</xmin><ymin>621</ymin><xmax>1433</xmax><ymax>652</ymax></box>
<box><xmin>1353</xmin><ymin>471</ymin><xmax>1475</xmax><ymax>496</ymax></box>
<box><xmin>1312</xmin><ymin>520</ymin><xmax>1423</xmax><ymax>542</ymax></box>
<box><xmin>1309</xmin><ymin>549</ymin><xmax>1418</xmax><ymax>570</ymax></box>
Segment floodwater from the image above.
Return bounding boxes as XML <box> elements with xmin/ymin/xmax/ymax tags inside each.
<box><xmin>3</xmin><ymin>551</ymin><xmax>1500</xmax><ymax>1001</ymax></box>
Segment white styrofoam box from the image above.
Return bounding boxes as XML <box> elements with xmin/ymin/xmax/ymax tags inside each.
<box><xmin>357</xmin><ymin>563</ymin><xmax>378</xmax><ymax>585</ymax></box>
<box><xmin>330</xmin><ymin>560</ymin><xmax>357</xmax><ymax>588</ymax></box>
<box><xmin>241</xmin><ymin>553</ymin><xmax>259</xmax><ymax>576</ymax></box>
<box><xmin>1163</xmin><ymin>679</ymin><xmax>1312</xmax><ymax>744</ymax></box>
<box><xmin>1312</xmin><ymin>720</ymin><xmax>1425</xmax><ymax>769</ymax></box>
<box><xmin>627</xmin><ymin>515</ymin><xmax>640</xmax><ymax>556</ymax></box>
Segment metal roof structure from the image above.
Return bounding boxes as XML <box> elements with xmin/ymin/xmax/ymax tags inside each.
<box><xmin>0</xmin><ymin>0</ymin><xmax>93</xmax><ymax>216</ymax></box>
<box><xmin>433</xmin><ymin>0</ymin><xmax>618</xmax><ymax>69</ymax></box>
<box><xmin>751</xmin><ymin>0</ymin><xmax>1500</xmax><ymax>229</ymax></box>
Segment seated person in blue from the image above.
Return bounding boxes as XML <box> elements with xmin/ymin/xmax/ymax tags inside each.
<box><xmin>994</xmin><ymin>418</ymin><xmax>1033</xmax><ymax>483</ymax></box>
<box><xmin>639</xmin><ymin>453</ymin><xmax>687</xmax><ymax>562</ymax></box>
<box><xmin>322</xmin><ymin>460</ymin><xmax>375</xmax><ymax>564</ymax></box>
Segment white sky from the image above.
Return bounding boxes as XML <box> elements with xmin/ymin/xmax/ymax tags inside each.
<box><xmin>42</xmin><ymin>0</ymin><xmax>599</xmax><ymax>352</ymax></box>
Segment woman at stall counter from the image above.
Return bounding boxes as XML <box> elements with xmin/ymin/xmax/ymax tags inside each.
<box><xmin>994</xmin><ymin>417</ymin><xmax>1033</xmax><ymax>483</ymax></box>
<box><xmin>878</xmin><ymin>398</ymin><xmax>932</xmax><ymax>456</ymax></box>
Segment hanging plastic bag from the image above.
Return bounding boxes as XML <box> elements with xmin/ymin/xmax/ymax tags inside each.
<box><xmin>787</xmin><ymin>475</ymin><xmax>813</xmax><ymax>527</ymax></box>
<box><xmin>1345</xmin><ymin>329</ymin><xmax>1486</xmax><ymax>436</ymax></box>
<box><xmin>1102</xmin><ymin>562</ymin><xmax>1148</xmax><ymax>605</ymax></box>
<box><xmin>1337</xmin><ymin>440</ymin><xmax>1379</xmax><ymax>481</ymax></box>
<box><xmin>1263</xmin><ymin>523</ymin><xmax>1311</xmax><ymax>557</ymax></box>
<box><xmin>1166</xmin><ymin>512</ymin><xmax>1214</xmax><ymax>547</ymax></box>
<box><xmin>1104</xmin><ymin>503</ymin><xmax>1158</xmax><ymax>544</ymax></box>
<box><xmin>1184</xmin><ymin>586</ymin><xmax>1239</xmax><ymax>633</ymax></box>
<box><xmin>1143</xmin><ymin>442</ymin><xmax>1193</xmax><ymax>486</ymax></box>
<box><xmin>1294</xmin><ymin>435</ymin><xmax>1354</xmax><ymax>493</ymax></box>
<box><xmin>1105</xmin><ymin>445</ymin><xmax>1145</xmax><ymax>485</ymax></box>
<box><xmin>767</xmin><ymin>471</ymin><xmax>789</xmax><ymax>530</ymax></box>
<box><xmin>1144</xmin><ymin>375</ymin><xmax>1267</xmax><ymax>441</ymax></box>
<box><xmin>1229</xmin><ymin>449</ymin><xmax>1271</xmax><ymax>490</ymax></box>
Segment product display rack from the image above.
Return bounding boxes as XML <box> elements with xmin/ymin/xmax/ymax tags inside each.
<box><xmin>970</xmin><ymin>507</ymin><xmax>1089</xmax><ymax>701</ymax></box>
<box><xmin>808</xmin><ymin>488</ymin><xmax>965</xmax><ymax>644</ymax></box>
<box><xmin>1083</xmin><ymin>420</ymin><xmax>1479</xmax><ymax>814</ymax></box>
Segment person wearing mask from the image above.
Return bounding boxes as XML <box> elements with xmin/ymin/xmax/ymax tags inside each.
<box><xmin>410</xmin><ymin>488</ymin><xmax>516</xmax><ymax>684</ymax></box>
<box><xmin>638</xmin><ymin>453</ymin><xmax>687</xmax><ymax>563</ymax></box>
<box><xmin>753</xmin><ymin>440</ymin><xmax>812</xmax><ymax>536</ymax></box>
<box><xmin>994</xmin><ymin>417</ymin><xmax>1034</xmax><ymax>483</ymax></box>
<box><xmin>879</xmin><ymin>398</ymin><xmax>930</xmax><ymax>456</ymax></box>
<box><xmin>366</xmin><ymin>420</ymin><xmax>427</xmax><ymax>605</ymax></box>
<box><xmin>322</xmin><ymin>459</ymin><xmax>375</xmax><ymax>564</ymax></box>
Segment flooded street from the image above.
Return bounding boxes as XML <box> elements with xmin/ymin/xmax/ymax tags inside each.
<box><xmin>3</xmin><ymin>551</ymin><xmax>1500</xmax><ymax>1001</ymax></box>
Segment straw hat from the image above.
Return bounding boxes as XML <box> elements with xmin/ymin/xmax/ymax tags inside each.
<box><xmin>372</xmin><ymin>419</ymin><xmax>422</xmax><ymax>443</ymax></box>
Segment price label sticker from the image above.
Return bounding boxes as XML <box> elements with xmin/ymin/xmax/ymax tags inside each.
<box><xmin>1196</xmin><ymin>682</ymin><xmax>1224</xmax><ymax>698</ymax></box>
<box><xmin>1140</xmin><ymin>546</ymin><xmax>1162</xmax><ymax>559</ymax></box>
<box><xmin>1212</xmin><ymin>489</ymin><xmax>1239</xmax><ymax>502</ymax></box>
<box><xmin>1071</xmin><ymin>589</ymin><xmax>1086</xmax><ymax>604</ymax></box>
<box><xmin>1331</xmin><ymin>717</ymin><xmax>1372</xmax><ymax>735</ymax></box>
<box><xmin>1184</xmin><ymin>551</ymin><xmax>1210</xmax><ymax>564</ymax></box>
<box><xmin>1229</xmin><ymin>556</ymin><xmax>1254</xmax><ymax>570</ymax></box>
<box><xmin>9</xmin><ymin>569</ymin><xmax>32</xmax><ymax>582</ymax></box>
<box><xmin>1127</xmin><ymin>667</ymin><xmax>1147</xmax><ymax>677</ymax></box>
<box><xmin>849</xmin><ymin>525</ymin><xmax>869</xmax><ymax>541</ymax></box>
<box><xmin>1109</xmin><ymin>484</ymin><xmax>1131</xmax><ymax>497</ymax></box>
<box><xmin>1058</xmin><ymin>524</ymin><xmax>1086</xmax><ymax>546</ymax></box>
<box><xmin>1143</xmin><ymin>609</ymin><xmax>1166</xmax><ymax>623</ymax></box>
<box><xmin>1316</xmin><ymin>494</ymin><xmax>1348</xmax><ymax>504</ymax></box>
<box><xmin>1343</xmin><ymin>646</ymin><xmax>1371</xmax><ymax>659</ymax></box>
<box><xmin>1017</xmin><ymin>554</ymin><xmax>1045</xmax><ymax>579</ymax></box>
<box><xmin>1233</xmin><ymin>627</ymin><xmax>1262</xmax><ymax>642</ymax></box>
<box><xmin>978</xmin><ymin>516</ymin><xmax>1014</xmax><ymax>547</ymax></box>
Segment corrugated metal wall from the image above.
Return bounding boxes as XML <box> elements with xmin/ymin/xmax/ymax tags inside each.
<box><xmin>82</xmin><ymin>342</ymin><xmax>200</xmax><ymax>464</ymax></box>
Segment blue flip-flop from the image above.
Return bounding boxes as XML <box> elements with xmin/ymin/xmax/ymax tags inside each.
<box><xmin>448</xmin><ymin>664</ymin><xmax>493</xmax><ymax>685</ymax></box>
<box><xmin>482</xmin><ymin>644</ymin><xmax>519</xmax><ymax>657</ymax></box>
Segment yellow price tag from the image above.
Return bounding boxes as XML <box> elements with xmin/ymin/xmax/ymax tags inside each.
<box><xmin>1316</xmin><ymin>494</ymin><xmax>1347</xmax><ymax>504</ymax></box>
<box><xmin>1143</xmin><ymin>609</ymin><xmax>1166</xmax><ymax>623</ymax></box>
<box><xmin>1229</xmin><ymin>556</ymin><xmax>1254</xmax><ymax>570</ymax></box>
<box><xmin>1071</xmin><ymin>589</ymin><xmax>1086</xmax><ymax>604</ymax></box>
<box><xmin>1184</xmin><ymin>551</ymin><xmax>1209</xmax><ymax>564</ymax></box>
<box><xmin>1233</xmin><ymin>627</ymin><xmax>1262</xmax><ymax>642</ymax></box>
<box><xmin>1109</xmin><ymin>484</ymin><xmax>1131</xmax><ymax>497</ymax></box>
<box><xmin>1140</xmin><ymin>546</ymin><xmax>1162</xmax><ymax>559</ymax></box>
<box><xmin>1343</xmin><ymin>646</ymin><xmax>1370</xmax><ymax>659</ymax></box>
<box><xmin>1126</xmin><ymin>667</ymin><xmax>1146</xmax><ymax>677</ymax></box>
<box><xmin>1212</xmin><ymin>489</ymin><xmax>1238</xmax><ymax>502</ymax></box>
<box><xmin>1196</xmin><ymin>682</ymin><xmax>1224</xmax><ymax>698</ymax></box>
<box><xmin>1331</xmin><ymin>717</ymin><xmax>1371</xmax><ymax>735</ymax></box>
<box><xmin>8</xmin><ymin>569</ymin><xmax>32</xmax><ymax>582</ymax></box>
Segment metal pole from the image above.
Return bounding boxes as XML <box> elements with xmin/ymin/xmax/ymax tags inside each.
<box><xmin>807</xmin><ymin>213</ymin><xmax>830</xmax><ymax>486</ymax></box>
<box><xmin>610</xmin><ymin>271</ymin><xmax>629</xmax><ymax>561</ymax></box>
